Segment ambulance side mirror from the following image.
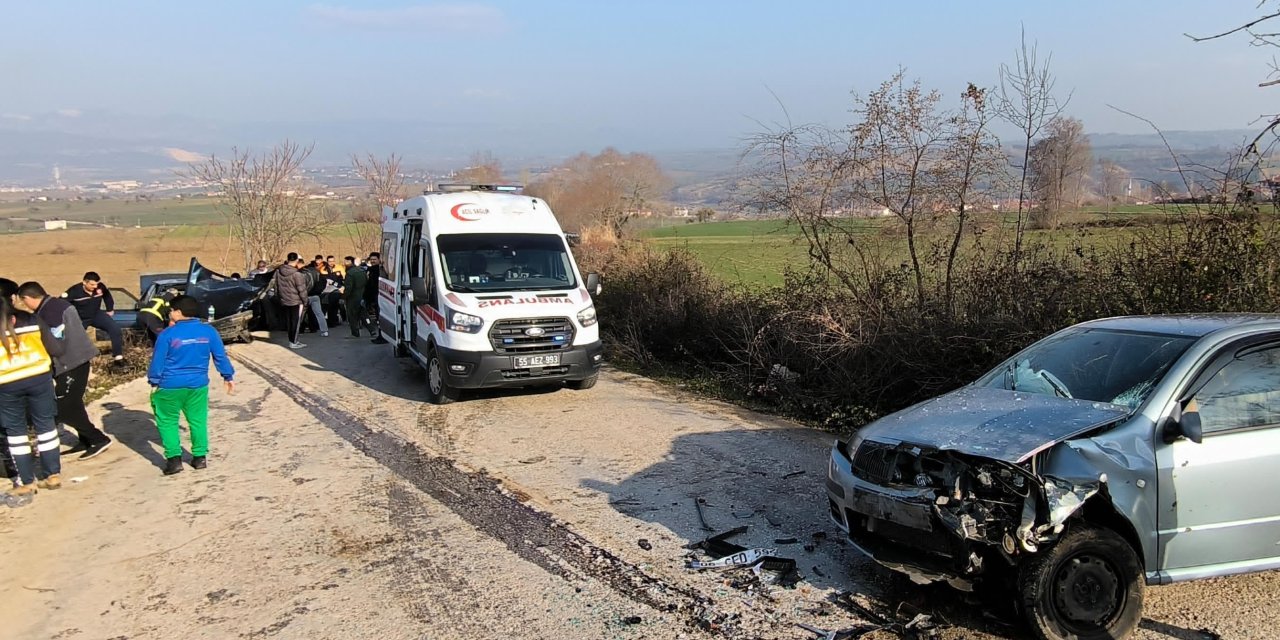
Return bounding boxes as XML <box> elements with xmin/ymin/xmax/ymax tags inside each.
<box><xmin>410</xmin><ymin>275</ymin><xmax>432</xmax><ymax>306</ymax></box>
<box><xmin>585</xmin><ymin>272</ymin><xmax>602</xmax><ymax>296</ymax></box>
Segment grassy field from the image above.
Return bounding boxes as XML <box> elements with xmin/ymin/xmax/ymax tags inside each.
<box><xmin>0</xmin><ymin>197</ymin><xmax>229</xmax><ymax>232</ymax></box>
<box><xmin>642</xmin><ymin>215</ymin><xmax>1153</xmax><ymax>287</ymax></box>
<box><xmin>0</xmin><ymin>225</ymin><xmax>378</xmax><ymax>295</ymax></box>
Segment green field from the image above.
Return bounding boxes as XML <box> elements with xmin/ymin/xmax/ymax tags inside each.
<box><xmin>0</xmin><ymin>197</ymin><xmax>228</xmax><ymax>232</ymax></box>
<box><xmin>641</xmin><ymin>214</ymin><xmax>1162</xmax><ymax>287</ymax></box>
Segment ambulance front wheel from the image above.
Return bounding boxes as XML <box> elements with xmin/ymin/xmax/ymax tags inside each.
<box><xmin>427</xmin><ymin>349</ymin><xmax>462</xmax><ymax>405</ymax></box>
<box><xmin>568</xmin><ymin>374</ymin><xmax>598</xmax><ymax>391</ymax></box>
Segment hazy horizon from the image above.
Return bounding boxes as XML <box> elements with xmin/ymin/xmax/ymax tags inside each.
<box><xmin>2</xmin><ymin>1</ymin><xmax>1277</xmax><ymax>179</ymax></box>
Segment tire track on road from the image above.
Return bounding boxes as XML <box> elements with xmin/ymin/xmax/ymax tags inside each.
<box><xmin>233</xmin><ymin>353</ymin><xmax>748</xmax><ymax>638</ymax></box>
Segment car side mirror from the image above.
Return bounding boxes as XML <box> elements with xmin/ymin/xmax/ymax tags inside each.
<box><xmin>585</xmin><ymin>272</ymin><xmax>602</xmax><ymax>296</ymax></box>
<box><xmin>409</xmin><ymin>276</ymin><xmax>431</xmax><ymax>306</ymax></box>
<box><xmin>1179</xmin><ymin>411</ymin><xmax>1204</xmax><ymax>444</ymax></box>
<box><xmin>1164</xmin><ymin>401</ymin><xmax>1204</xmax><ymax>444</ymax></box>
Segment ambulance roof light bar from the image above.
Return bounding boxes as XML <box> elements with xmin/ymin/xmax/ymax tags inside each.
<box><xmin>430</xmin><ymin>183</ymin><xmax>525</xmax><ymax>194</ymax></box>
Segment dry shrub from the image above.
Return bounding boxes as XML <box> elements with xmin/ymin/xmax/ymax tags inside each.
<box><xmin>574</xmin><ymin>223</ymin><xmax>621</xmax><ymax>274</ymax></box>
<box><xmin>597</xmin><ymin>205</ymin><xmax>1280</xmax><ymax>432</ymax></box>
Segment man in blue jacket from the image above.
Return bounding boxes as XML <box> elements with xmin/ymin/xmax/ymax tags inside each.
<box><xmin>147</xmin><ymin>295</ymin><xmax>235</xmax><ymax>476</ymax></box>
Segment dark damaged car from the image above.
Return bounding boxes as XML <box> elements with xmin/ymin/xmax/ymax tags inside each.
<box><xmin>827</xmin><ymin>315</ymin><xmax>1280</xmax><ymax>640</ymax></box>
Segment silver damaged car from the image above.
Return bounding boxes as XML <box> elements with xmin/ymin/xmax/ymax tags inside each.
<box><xmin>826</xmin><ymin>315</ymin><xmax>1280</xmax><ymax>640</ymax></box>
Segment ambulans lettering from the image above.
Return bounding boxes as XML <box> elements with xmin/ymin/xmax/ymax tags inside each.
<box><xmin>450</xmin><ymin>203</ymin><xmax>490</xmax><ymax>222</ymax></box>
<box><xmin>476</xmin><ymin>297</ymin><xmax>574</xmax><ymax>308</ymax></box>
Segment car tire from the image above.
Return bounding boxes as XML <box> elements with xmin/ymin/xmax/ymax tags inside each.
<box><xmin>426</xmin><ymin>349</ymin><xmax>461</xmax><ymax>405</ymax></box>
<box><xmin>1019</xmin><ymin>524</ymin><xmax>1143</xmax><ymax>640</ymax></box>
<box><xmin>567</xmin><ymin>374</ymin><xmax>598</xmax><ymax>391</ymax></box>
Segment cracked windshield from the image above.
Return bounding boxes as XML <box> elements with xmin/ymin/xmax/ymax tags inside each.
<box><xmin>978</xmin><ymin>328</ymin><xmax>1194</xmax><ymax>409</ymax></box>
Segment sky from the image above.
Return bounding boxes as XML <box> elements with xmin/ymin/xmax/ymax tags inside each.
<box><xmin>0</xmin><ymin>1</ymin><xmax>1274</xmax><ymax>155</ymax></box>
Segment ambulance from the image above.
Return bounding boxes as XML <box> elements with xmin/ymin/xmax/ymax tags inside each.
<box><xmin>377</xmin><ymin>184</ymin><xmax>603</xmax><ymax>404</ymax></box>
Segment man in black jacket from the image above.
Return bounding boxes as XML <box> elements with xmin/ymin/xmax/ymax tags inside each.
<box><xmin>64</xmin><ymin>271</ymin><xmax>125</xmax><ymax>367</ymax></box>
<box><xmin>364</xmin><ymin>253</ymin><xmax>388</xmax><ymax>344</ymax></box>
<box><xmin>19</xmin><ymin>281</ymin><xmax>115</xmax><ymax>459</ymax></box>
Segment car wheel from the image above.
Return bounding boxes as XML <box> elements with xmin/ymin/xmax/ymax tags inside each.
<box><xmin>1019</xmin><ymin>525</ymin><xmax>1143</xmax><ymax>640</ymax></box>
<box><xmin>426</xmin><ymin>349</ymin><xmax>461</xmax><ymax>405</ymax></box>
<box><xmin>567</xmin><ymin>374</ymin><xmax>598</xmax><ymax>391</ymax></box>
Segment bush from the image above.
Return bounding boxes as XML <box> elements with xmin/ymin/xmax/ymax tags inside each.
<box><xmin>596</xmin><ymin>209</ymin><xmax>1280</xmax><ymax>433</ymax></box>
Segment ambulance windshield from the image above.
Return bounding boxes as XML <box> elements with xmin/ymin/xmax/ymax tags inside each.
<box><xmin>437</xmin><ymin>233</ymin><xmax>578</xmax><ymax>293</ymax></box>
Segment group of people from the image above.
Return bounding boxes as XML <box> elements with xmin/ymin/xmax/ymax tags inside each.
<box><xmin>271</xmin><ymin>252</ymin><xmax>382</xmax><ymax>349</ymax></box>
<box><xmin>0</xmin><ymin>249</ymin><xmax>391</xmax><ymax>506</ymax></box>
<box><xmin>0</xmin><ymin>271</ymin><xmax>235</xmax><ymax>507</ymax></box>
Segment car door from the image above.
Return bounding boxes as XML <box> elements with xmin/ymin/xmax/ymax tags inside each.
<box><xmin>1156</xmin><ymin>341</ymin><xmax>1280</xmax><ymax>580</ymax></box>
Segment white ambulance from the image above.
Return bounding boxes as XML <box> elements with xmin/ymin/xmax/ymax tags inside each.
<box><xmin>376</xmin><ymin>184</ymin><xmax>603</xmax><ymax>404</ymax></box>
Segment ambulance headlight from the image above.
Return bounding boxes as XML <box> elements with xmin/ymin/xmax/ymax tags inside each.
<box><xmin>577</xmin><ymin>305</ymin><xmax>597</xmax><ymax>328</ymax></box>
<box><xmin>447</xmin><ymin>309</ymin><xmax>484</xmax><ymax>333</ymax></box>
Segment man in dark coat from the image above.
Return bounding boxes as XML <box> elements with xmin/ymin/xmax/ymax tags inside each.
<box><xmin>341</xmin><ymin>256</ymin><xmax>368</xmax><ymax>338</ymax></box>
<box><xmin>364</xmin><ymin>253</ymin><xmax>387</xmax><ymax>344</ymax></box>
<box><xmin>18</xmin><ymin>281</ymin><xmax>115</xmax><ymax>459</ymax></box>
<box><xmin>275</xmin><ymin>253</ymin><xmax>311</xmax><ymax>349</ymax></box>
<box><xmin>64</xmin><ymin>271</ymin><xmax>125</xmax><ymax>367</ymax></box>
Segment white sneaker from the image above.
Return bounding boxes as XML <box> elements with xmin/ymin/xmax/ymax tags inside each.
<box><xmin>289</xmin><ymin>342</ymin><xmax>308</xmax><ymax>350</ymax></box>
<box><xmin>321</xmin><ymin>331</ymin><xmax>329</xmax><ymax>337</ymax></box>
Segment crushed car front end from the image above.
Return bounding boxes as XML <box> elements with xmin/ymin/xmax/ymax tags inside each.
<box><xmin>828</xmin><ymin>432</ymin><xmax>1055</xmax><ymax>588</ymax></box>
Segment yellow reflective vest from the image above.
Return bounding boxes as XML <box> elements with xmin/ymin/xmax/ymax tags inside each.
<box><xmin>140</xmin><ymin>297</ymin><xmax>169</xmax><ymax>320</ymax></box>
<box><xmin>0</xmin><ymin>324</ymin><xmax>52</xmax><ymax>386</ymax></box>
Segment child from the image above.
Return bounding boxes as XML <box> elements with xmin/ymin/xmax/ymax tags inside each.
<box><xmin>147</xmin><ymin>295</ymin><xmax>235</xmax><ymax>476</ymax></box>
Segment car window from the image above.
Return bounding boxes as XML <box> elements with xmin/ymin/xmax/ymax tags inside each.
<box><xmin>1193</xmin><ymin>348</ymin><xmax>1280</xmax><ymax>435</ymax></box>
<box><xmin>977</xmin><ymin>328</ymin><xmax>1194</xmax><ymax>409</ymax></box>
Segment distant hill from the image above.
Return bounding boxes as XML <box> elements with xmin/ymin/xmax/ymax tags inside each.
<box><xmin>0</xmin><ymin>109</ymin><xmax>1268</xmax><ymax>200</ymax></box>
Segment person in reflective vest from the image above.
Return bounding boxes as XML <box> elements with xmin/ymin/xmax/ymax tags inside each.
<box><xmin>137</xmin><ymin>292</ymin><xmax>174</xmax><ymax>347</ymax></box>
<box><xmin>0</xmin><ymin>296</ymin><xmax>65</xmax><ymax>507</ymax></box>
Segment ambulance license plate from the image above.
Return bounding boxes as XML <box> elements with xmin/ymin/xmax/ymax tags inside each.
<box><xmin>513</xmin><ymin>354</ymin><xmax>561</xmax><ymax>369</ymax></box>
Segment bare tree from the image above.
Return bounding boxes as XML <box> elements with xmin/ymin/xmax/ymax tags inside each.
<box><xmin>455</xmin><ymin>151</ymin><xmax>504</xmax><ymax>184</ymax></box>
<box><xmin>850</xmin><ymin>70</ymin><xmax>949</xmax><ymax>311</ymax></box>
<box><xmin>1097</xmin><ymin>159</ymin><xmax>1130</xmax><ymax>210</ymax></box>
<box><xmin>742</xmin><ymin>72</ymin><xmax>1004</xmax><ymax>315</ymax></box>
<box><xmin>189</xmin><ymin>140</ymin><xmax>333</xmax><ymax>270</ymax></box>
<box><xmin>527</xmin><ymin>148</ymin><xmax>669</xmax><ymax>233</ymax></box>
<box><xmin>1186</xmin><ymin>3</ymin><xmax>1280</xmax><ymax>154</ymax></box>
<box><xmin>1028</xmin><ymin>117</ymin><xmax>1092</xmax><ymax>228</ymax></box>
<box><xmin>348</xmin><ymin>153</ymin><xmax>405</xmax><ymax>255</ymax></box>
<box><xmin>937</xmin><ymin>84</ymin><xmax>1006</xmax><ymax>314</ymax></box>
<box><xmin>350</xmin><ymin>153</ymin><xmax>405</xmax><ymax>207</ymax></box>
<box><xmin>995</xmin><ymin>28</ymin><xmax>1069</xmax><ymax>260</ymax></box>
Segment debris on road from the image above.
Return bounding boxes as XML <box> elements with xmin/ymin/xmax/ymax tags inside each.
<box><xmin>622</xmin><ymin>615</ymin><xmax>642</xmax><ymax>626</ymax></box>
<box><xmin>783</xmin><ymin>470</ymin><xmax>807</xmax><ymax>479</ymax></box>
<box><xmin>685</xmin><ymin>526</ymin><xmax>749</xmax><ymax>555</ymax></box>
<box><xmin>796</xmin><ymin>622</ymin><xmax>883</xmax><ymax>639</ymax></box>
<box><xmin>694</xmin><ymin>497</ymin><xmax>715</xmax><ymax>532</ymax></box>
<box><xmin>637</xmin><ymin>538</ymin><xmax>652</xmax><ymax>551</ymax></box>
<box><xmin>825</xmin><ymin>592</ymin><xmax>948</xmax><ymax>638</ymax></box>
<box><xmin>687</xmin><ymin>548</ymin><xmax>777</xmax><ymax>570</ymax></box>
<box><xmin>774</xmin><ymin>537</ymin><xmax>799</xmax><ymax>545</ymax></box>
<box><xmin>518</xmin><ymin>455</ymin><xmax>546</xmax><ymax>464</ymax></box>
<box><xmin>684</xmin><ymin>525</ymin><xmax>803</xmax><ymax>588</ymax></box>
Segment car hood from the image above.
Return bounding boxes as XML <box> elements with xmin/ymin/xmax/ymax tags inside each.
<box><xmin>859</xmin><ymin>386</ymin><xmax>1132</xmax><ymax>463</ymax></box>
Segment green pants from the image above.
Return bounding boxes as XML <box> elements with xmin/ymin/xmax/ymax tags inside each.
<box><xmin>151</xmin><ymin>386</ymin><xmax>209</xmax><ymax>459</ymax></box>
